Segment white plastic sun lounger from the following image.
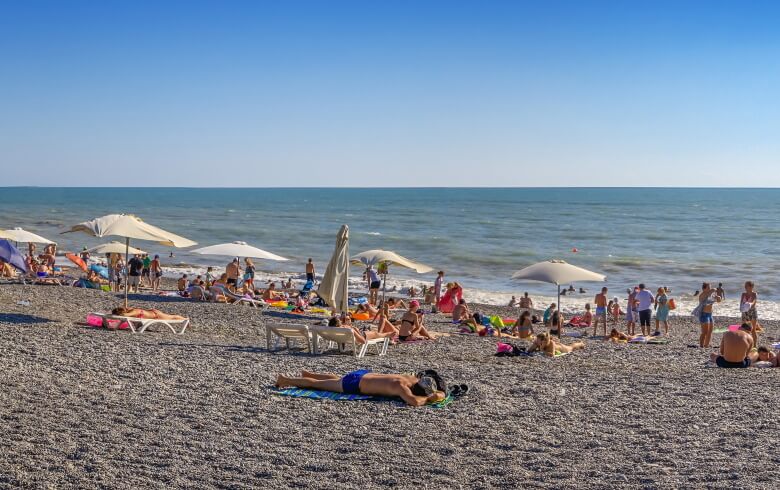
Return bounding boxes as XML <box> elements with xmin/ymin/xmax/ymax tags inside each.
<box><xmin>310</xmin><ymin>326</ymin><xmax>389</xmax><ymax>358</ymax></box>
<box><xmin>266</xmin><ymin>323</ymin><xmax>313</xmax><ymax>353</ymax></box>
<box><xmin>91</xmin><ymin>312</ymin><xmax>190</xmax><ymax>334</ymax></box>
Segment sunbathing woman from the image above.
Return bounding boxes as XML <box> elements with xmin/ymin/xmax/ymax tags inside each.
<box><xmin>513</xmin><ymin>310</ymin><xmax>534</xmax><ymax>339</ymax></box>
<box><xmin>604</xmin><ymin>328</ymin><xmax>641</xmax><ymax>343</ymax></box>
<box><xmin>328</xmin><ymin>316</ymin><xmax>397</xmax><ymax>343</ymax></box>
<box><xmin>398</xmin><ymin>300</ymin><xmax>433</xmax><ymax>341</ymax></box>
<box><xmin>527</xmin><ymin>332</ymin><xmax>585</xmax><ymax>357</ymax></box>
<box><xmin>111</xmin><ymin>306</ymin><xmax>187</xmax><ymax>321</ymax></box>
<box><xmin>385</xmin><ymin>298</ymin><xmax>407</xmax><ymax>310</ymax></box>
<box><xmin>356</xmin><ymin>302</ymin><xmax>379</xmax><ymax>318</ymax></box>
<box><xmin>370</xmin><ymin>304</ymin><xmax>401</xmax><ymax>336</ymax></box>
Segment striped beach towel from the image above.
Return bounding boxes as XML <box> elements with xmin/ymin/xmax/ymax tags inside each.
<box><xmin>272</xmin><ymin>388</ymin><xmax>455</xmax><ymax>408</ymax></box>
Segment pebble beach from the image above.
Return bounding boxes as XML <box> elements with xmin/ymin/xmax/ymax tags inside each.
<box><xmin>1</xmin><ymin>283</ymin><xmax>779</xmax><ymax>489</ymax></box>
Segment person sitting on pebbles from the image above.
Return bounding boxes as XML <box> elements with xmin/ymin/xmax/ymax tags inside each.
<box><xmin>398</xmin><ymin>300</ymin><xmax>433</xmax><ymax>341</ymax></box>
<box><xmin>710</xmin><ymin>323</ymin><xmax>754</xmax><ymax>368</ymax></box>
<box><xmin>276</xmin><ymin>369</ymin><xmax>448</xmax><ymax>406</ymax></box>
<box><xmin>527</xmin><ymin>332</ymin><xmax>585</xmax><ymax>357</ymax></box>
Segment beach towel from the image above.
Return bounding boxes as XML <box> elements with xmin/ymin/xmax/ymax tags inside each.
<box><xmin>628</xmin><ymin>336</ymin><xmax>670</xmax><ymax>345</ymax></box>
<box><xmin>272</xmin><ymin>388</ymin><xmax>454</xmax><ymax>408</ymax></box>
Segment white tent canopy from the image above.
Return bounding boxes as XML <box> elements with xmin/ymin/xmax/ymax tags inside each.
<box><xmin>318</xmin><ymin>225</ymin><xmax>350</xmax><ymax>313</ymax></box>
<box><xmin>190</xmin><ymin>241</ymin><xmax>288</xmax><ymax>261</ymax></box>
<box><xmin>4</xmin><ymin>227</ymin><xmax>55</xmax><ymax>244</ymax></box>
<box><xmin>350</xmin><ymin>249</ymin><xmax>433</xmax><ymax>274</ymax></box>
<box><xmin>84</xmin><ymin>241</ymin><xmax>146</xmax><ymax>255</ymax></box>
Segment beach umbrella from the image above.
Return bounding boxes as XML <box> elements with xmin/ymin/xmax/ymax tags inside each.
<box><xmin>62</xmin><ymin>214</ymin><xmax>197</xmax><ymax>307</ymax></box>
<box><xmin>511</xmin><ymin>259</ymin><xmax>606</xmax><ymax>336</ymax></box>
<box><xmin>0</xmin><ymin>229</ymin><xmax>13</xmax><ymax>240</ymax></box>
<box><xmin>318</xmin><ymin>225</ymin><xmax>350</xmax><ymax>313</ymax></box>
<box><xmin>84</xmin><ymin>241</ymin><xmax>146</xmax><ymax>255</ymax></box>
<box><xmin>190</xmin><ymin>241</ymin><xmax>288</xmax><ymax>262</ymax></box>
<box><xmin>350</xmin><ymin>249</ymin><xmax>433</xmax><ymax>302</ymax></box>
<box><xmin>65</xmin><ymin>253</ymin><xmax>88</xmax><ymax>272</ymax></box>
<box><xmin>0</xmin><ymin>239</ymin><xmax>27</xmax><ymax>274</ymax></box>
<box><xmin>3</xmin><ymin>227</ymin><xmax>55</xmax><ymax>245</ymax></box>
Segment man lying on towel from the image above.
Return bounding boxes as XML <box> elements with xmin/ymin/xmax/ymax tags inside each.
<box><xmin>710</xmin><ymin>323</ymin><xmax>754</xmax><ymax>368</ymax></box>
<box><xmin>275</xmin><ymin>369</ymin><xmax>447</xmax><ymax>406</ymax></box>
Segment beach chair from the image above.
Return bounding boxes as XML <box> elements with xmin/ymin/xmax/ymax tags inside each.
<box><xmin>90</xmin><ymin>312</ymin><xmax>190</xmax><ymax>334</ymax></box>
<box><xmin>210</xmin><ymin>284</ymin><xmax>265</xmax><ymax>308</ymax></box>
<box><xmin>266</xmin><ymin>323</ymin><xmax>313</xmax><ymax>353</ymax></box>
<box><xmin>310</xmin><ymin>326</ymin><xmax>389</xmax><ymax>358</ymax></box>
<box><xmin>190</xmin><ymin>285</ymin><xmax>210</xmax><ymax>301</ymax></box>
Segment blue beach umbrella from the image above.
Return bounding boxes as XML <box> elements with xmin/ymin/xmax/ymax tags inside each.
<box><xmin>89</xmin><ymin>264</ymin><xmax>110</xmax><ymax>280</ymax></box>
<box><xmin>0</xmin><ymin>239</ymin><xmax>28</xmax><ymax>273</ymax></box>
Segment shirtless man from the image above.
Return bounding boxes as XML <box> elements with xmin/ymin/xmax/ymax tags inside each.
<box><xmin>710</xmin><ymin>323</ymin><xmax>754</xmax><ymax>368</ymax></box>
<box><xmin>305</xmin><ymin>258</ymin><xmax>315</xmax><ymax>282</ymax></box>
<box><xmin>518</xmin><ymin>292</ymin><xmax>533</xmax><ymax>310</ymax></box>
<box><xmin>275</xmin><ymin>369</ymin><xmax>447</xmax><ymax>406</ymax></box>
<box><xmin>225</xmin><ymin>258</ymin><xmax>240</xmax><ymax>288</ymax></box>
<box><xmin>593</xmin><ymin>287</ymin><xmax>609</xmax><ymax>336</ymax></box>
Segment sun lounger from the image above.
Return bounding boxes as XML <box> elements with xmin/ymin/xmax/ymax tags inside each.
<box><xmin>210</xmin><ymin>284</ymin><xmax>265</xmax><ymax>307</ymax></box>
<box><xmin>310</xmin><ymin>326</ymin><xmax>389</xmax><ymax>358</ymax></box>
<box><xmin>266</xmin><ymin>323</ymin><xmax>313</xmax><ymax>352</ymax></box>
<box><xmin>90</xmin><ymin>312</ymin><xmax>190</xmax><ymax>334</ymax></box>
<box><xmin>190</xmin><ymin>285</ymin><xmax>211</xmax><ymax>301</ymax></box>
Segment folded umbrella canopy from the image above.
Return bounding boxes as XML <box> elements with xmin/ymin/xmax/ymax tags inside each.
<box><xmin>65</xmin><ymin>253</ymin><xmax>88</xmax><ymax>272</ymax></box>
<box><xmin>63</xmin><ymin>214</ymin><xmax>197</xmax><ymax>307</ymax></box>
<box><xmin>512</xmin><ymin>259</ymin><xmax>606</xmax><ymax>336</ymax></box>
<box><xmin>318</xmin><ymin>225</ymin><xmax>350</xmax><ymax>313</ymax></box>
<box><xmin>0</xmin><ymin>239</ymin><xmax>27</xmax><ymax>273</ymax></box>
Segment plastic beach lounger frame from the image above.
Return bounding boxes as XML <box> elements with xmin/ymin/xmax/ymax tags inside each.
<box><xmin>93</xmin><ymin>312</ymin><xmax>190</xmax><ymax>334</ymax></box>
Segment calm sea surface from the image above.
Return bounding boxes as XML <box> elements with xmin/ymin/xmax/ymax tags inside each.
<box><xmin>2</xmin><ymin>187</ymin><xmax>779</xmax><ymax>304</ymax></box>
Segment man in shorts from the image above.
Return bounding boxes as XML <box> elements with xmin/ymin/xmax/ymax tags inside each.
<box><xmin>225</xmin><ymin>258</ymin><xmax>240</xmax><ymax>288</ymax></box>
<box><xmin>141</xmin><ymin>254</ymin><xmax>152</xmax><ymax>287</ymax></box>
<box><xmin>593</xmin><ymin>286</ymin><xmax>609</xmax><ymax>336</ymax></box>
<box><xmin>275</xmin><ymin>369</ymin><xmax>447</xmax><ymax>406</ymax></box>
<box><xmin>126</xmin><ymin>254</ymin><xmax>143</xmax><ymax>293</ymax></box>
<box><xmin>305</xmin><ymin>258</ymin><xmax>316</xmax><ymax>282</ymax></box>
<box><xmin>366</xmin><ymin>265</ymin><xmax>381</xmax><ymax>305</ymax></box>
<box><xmin>710</xmin><ymin>323</ymin><xmax>754</xmax><ymax>368</ymax></box>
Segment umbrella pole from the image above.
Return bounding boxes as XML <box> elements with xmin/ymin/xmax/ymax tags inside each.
<box><xmin>557</xmin><ymin>283</ymin><xmax>561</xmax><ymax>339</ymax></box>
<box><xmin>124</xmin><ymin>237</ymin><xmax>130</xmax><ymax>308</ymax></box>
<box><xmin>382</xmin><ymin>272</ymin><xmax>387</xmax><ymax>304</ymax></box>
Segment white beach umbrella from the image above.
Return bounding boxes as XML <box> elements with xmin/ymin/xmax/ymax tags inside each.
<box><xmin>0</xmin><ymin>229</ymin><xmax>13</xmax><ymax>240</ymax></box>
<box><xmin>350</xmin><ymin>249</ymin><xmax>433</xmax><ymax>302</ymax></box>
<box><xmin>84</xmin><ymin>241</ymin><xmax>146</xmax><ymax>255</ymax></box>
<box><xmin>4</xmin><ymin>227</ymin><xmax>55</xmax><ymax>244</ymax></box>
<box><xmin>63</xmin><ymin>214</ymin><xmax>197</xmax><ymax>307</ymax></box>
<box><xmin>318</xmin><ymin>225</ymin><xmax>350</xmax><ymax>313</ymax></box>
<box><xmin>512</xmin><ymin>259</ymin><xmax>606</xmax><ymax>335</ymax></box>
<box><xmin>190</xmin><ymin>241</ymin><xmax>288</xmax><ymax>261</ymax></box>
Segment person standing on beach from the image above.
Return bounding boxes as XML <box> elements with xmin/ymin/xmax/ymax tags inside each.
<box><xmin>305</xmin><ymin>258</ymin><xmax>316</xmax><ymax>283</ymax></box>
<box><xmin>698</xmin><ymin>283</ymin><xmax>722</xmax><ymax>348</ymax></box>
<box><xmin>127</xmin><ymin>254</ymin><xmax>143</xmax><ymax>293</ymax></box>
<box><xmin>626</xmin><ymin>288</ymin><xmax>638</xmax><ymax>335</ymax></box>
<box><xmin>740</xmin><ymin>281</ymin><xmax>758</xmax><ymax>345</ymax></box>
<box><xmin>150</xmin><ymin>254</ymin><xmax>162</xmax><ymax>291</ymax></box>
<box><xmin>141</xmin><ymin>254</ymin><xmax>152</xmax><ymax>288</ymax></box>
<box><xmin>654</xmin><ymin>287</ymin><xmax>671</xmax><ymax>335</ymax></box>
<box><xmin>635</xmin><ymin>284</ymin><xmax>655</xmax><ymax>336</ymax></box>
<box><xmin>593</xmin><ymin>287</ymin><xmax>609</xmax><ymax>336</ymax></box>
<box><xmin>717</xmin><ymin>283</ymin><xmax>726</xmax><ymax>300</ymax></box>
<box><xmin>432</xmin><ymin>271</ymin><xmax>444</xmax><ymax>313</ymax></box>
<box><xmin>226</xmin><ymin>258</ymin><xmax>240</xmax><ymax>289</ymax></box>
<box><xmin>519</xmin><ymin>292</ymin><xmax>534</xmax><ymax>311</ymax></box>
<box><xmin>367</xmin><ymin>265</ymin><xmax>381</xmax><ymax>305</ymax></box>
<box><xmin>244</xmin><ymin>258</ymin><xmax>256</xmax><ymax>290</ymax></box>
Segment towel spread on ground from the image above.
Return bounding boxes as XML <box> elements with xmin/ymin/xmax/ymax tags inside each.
<box><xmin>628</xmin><ymin>336</ymin><xmax>671</xmax><ymax>344</ymax></box>
<box><xmin>272</xmin><ymin>387</ymin><xmax>454</xmax><ymax>408</ymax></box>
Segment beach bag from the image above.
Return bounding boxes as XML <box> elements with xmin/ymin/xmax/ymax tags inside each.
<box><xmin>668</xmin><ymin>298</ymin><xmax>676</xmax><ymax>310</ymax></box>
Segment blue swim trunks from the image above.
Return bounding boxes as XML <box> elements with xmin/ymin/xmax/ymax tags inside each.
<box><xmin>595</xmin><ymin>306</ymin><xmax>607</xmax><ymax>316</ymax></box>
<box><xmin>699</xmin><ymin>312</ymin><xmax>713</xmax><ymax>324</ymax></box>
<box><xmin>342</xmin><ymin>369</ymin><xmax>370</xmax><ymax>394</ymax></box>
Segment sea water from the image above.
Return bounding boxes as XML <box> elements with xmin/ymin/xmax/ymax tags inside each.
<box><xmin>2</xmin><ymin>187</ymin><xmax>779</xmax><ymax>318</ymax></box>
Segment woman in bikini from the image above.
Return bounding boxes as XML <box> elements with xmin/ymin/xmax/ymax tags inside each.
<box><xmin>527</xmin><ymin>332</ymin><xmax>585</xmax><ymax>357</ymax></box>
<box><xmin>111</xmin><ymin>306</ymin><xmax>187</xmax><ymax>321</ymax></box>
<box><xmin>398</xmin><ymin>300</ymin><xmax>433</xmax><ymax>341</ymax></box>
<box><xmin>698</xmin><ymin>283</ymin><xmax>722</xmax><ymax>348</ymax></box>
<box><xmin>328</xmin><ymin>316</ymin><xmax>396</xmax><ymax>343</ymax></box>
<box><xmin>513</xmin><ymin>310</ymin><xmax>534</xmax><ymax>339</ymax></box>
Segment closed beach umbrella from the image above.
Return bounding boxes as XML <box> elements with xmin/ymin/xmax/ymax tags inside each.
<box><xmin>3</xmin><ymin>227</ymin><xmax>55</xmax><ymax>244</ymax></box>
<box><xmin>350</xmin><ymin>249</ymin><xmax>433</xmax><ymax>302</ymax></box>
<box><xmin>190</xmin><ymin>241</ymin><xmax>288</xmax><ymax>262</ymax></box>
<box><xmin>65</xmin><ymin>253</ymin><xmax>88</xmax><ymax>272</ymax></box>
<box><xmin>85</xmin><ymin>241</ymin><xmax>146</xmax><ymax>255</ymax></box>
<box><xmin>318</xmin><ymin>225</ymin><xmax>350</xmax><ymax>313</ymax></box>
<box><xmin>512</xmin><ymin>259</ymin><xmax>606</xmax><ymax>336</ymax></box>
<box><xmin>63</xmin><ymin>214</ymin><xmax>197</xmax><ymax>307</ymax></box>
<box><xmin>0</xmin><ymin>239</ymin><xmax>27</xmax><ymax>273</ymax></box>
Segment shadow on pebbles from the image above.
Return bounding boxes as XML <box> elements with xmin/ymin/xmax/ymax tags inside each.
<box><xmin>0</xmin><ymin>285</ymin><xmax>779</xmax><ymax>488</ymax></box>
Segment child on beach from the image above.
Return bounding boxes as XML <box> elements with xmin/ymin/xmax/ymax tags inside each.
<box><xmin>543</xmin><ymin>303</ymin><xmax>557</xmax><ymax>326</ymax></box>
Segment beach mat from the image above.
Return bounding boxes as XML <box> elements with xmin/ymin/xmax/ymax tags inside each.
<box><xmin>272</xmin><ymin>388</ymin><xmax>454</xmax><ymax>408</ymax></box>
<box><xmin>628</xmin><ymin>336</ymin><xmax>670</xmax><ymax>345</ymax></box>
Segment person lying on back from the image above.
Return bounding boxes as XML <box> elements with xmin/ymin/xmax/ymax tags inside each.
<box><xmin>710</xmin><ymin>323</ymin><xmax>754</xmax><ymax>368</ymax></box>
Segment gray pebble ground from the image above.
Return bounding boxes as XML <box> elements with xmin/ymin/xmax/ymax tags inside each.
<box><xmin>1</xmin><ymin>284</ymin><xmax>779</xmax><ymax>489</ymax></box>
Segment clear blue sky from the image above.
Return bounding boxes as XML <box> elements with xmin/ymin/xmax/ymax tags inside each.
<box><xmin>1</xmin><ymin>0</ymin><xmax>778</xmax><ymax>187</ymax></box>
